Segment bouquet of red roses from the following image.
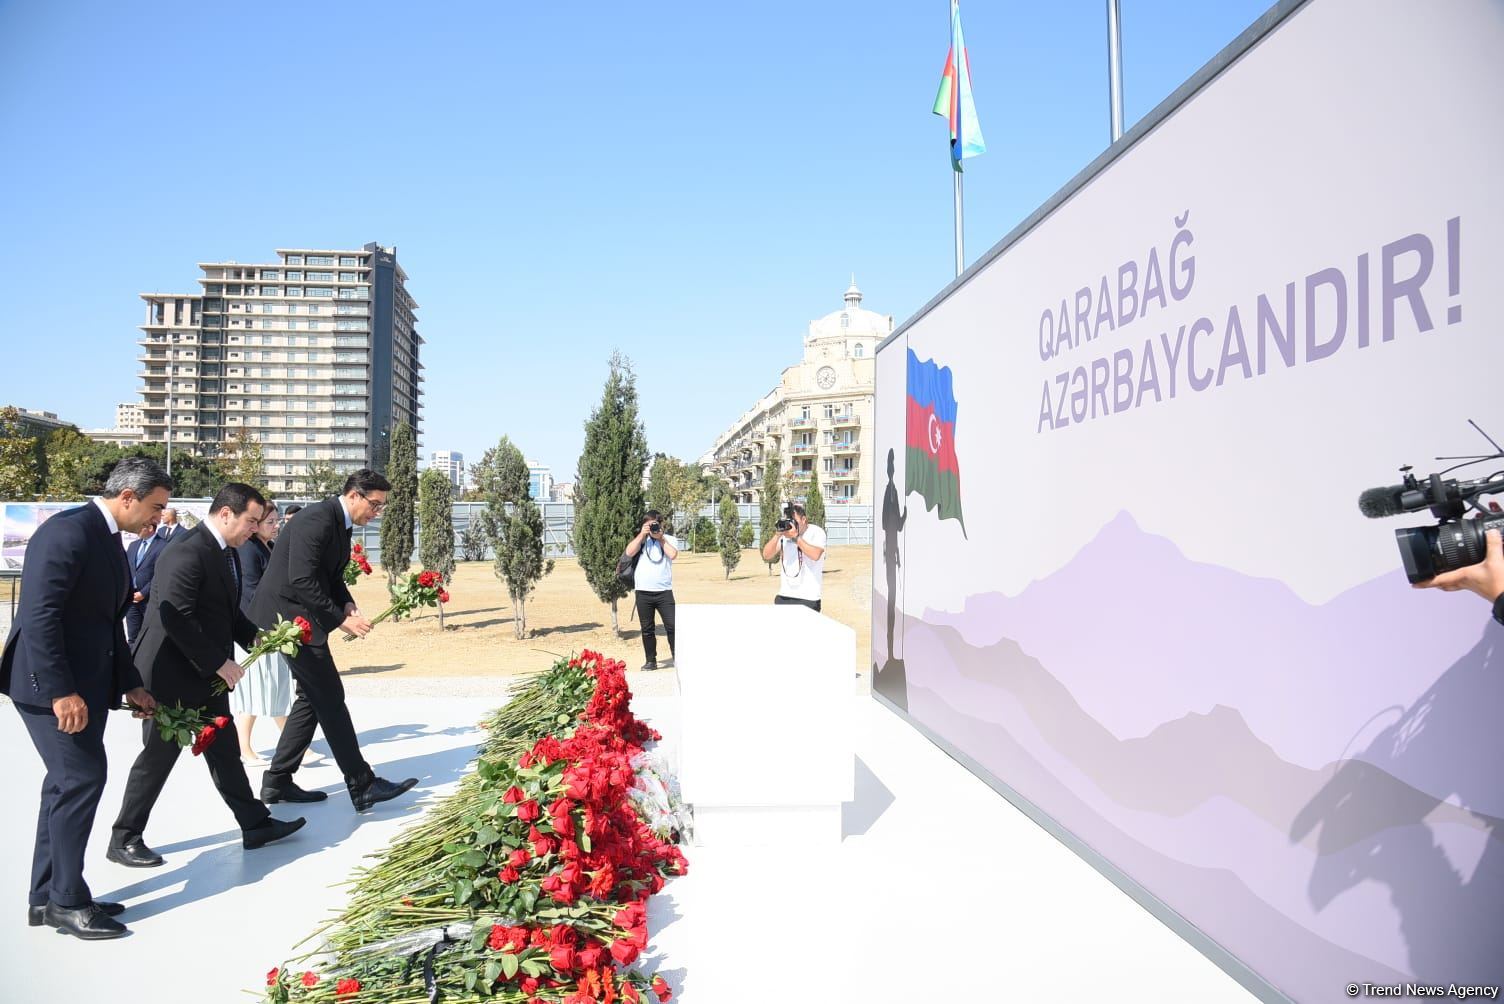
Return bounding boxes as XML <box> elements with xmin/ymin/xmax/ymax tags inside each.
<box><xmin>343</xmin><ymin>543</ymin><xmax>373</xmax><ymax>586</ymax></box>
<box><xmin>346</xmin><ymin>569</ymin><xmax>448</xmax><ymax>640</ymax></box>
<box><xmin>209</xmin><ymin>615</ymin><xmax>314</xmax><ymax>696</ymax></box>
<box><xmin>118</xmin><ymin>698</ymin><xmax>227</xmax><ymax>756</ymax></box>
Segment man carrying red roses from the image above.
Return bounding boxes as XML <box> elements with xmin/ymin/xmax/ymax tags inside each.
<box><xmin>109</xmin><ymin>484</ymin><xmax>306</xmax><ymax>870</ymax></box>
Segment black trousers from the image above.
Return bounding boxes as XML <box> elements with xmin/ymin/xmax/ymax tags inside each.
<box><xmin>266</xmin><ymin>642</ymin><xmax>373</xmax><ymax>791</ymax></box>
<box><xmin>15</xmin><ymin>703</ymin><xmax>108</xmax><ymax>908</ymax></box>
<box><xmin>635</xmin><ymin>589</ymin><xmax>676</xmax><ymax>663</ymax></box>
<box><xmin>774</xmin><ymin>594</ymin><xmax>822</xmax><ymax>613</ymax></box>
<box><xmin>112</xmin><ymin>690</ymin><xmax>269</xmax><ymax>845</ymax></box>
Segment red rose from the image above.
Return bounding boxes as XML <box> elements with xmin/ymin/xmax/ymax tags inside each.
<box><xmin>498</xmin><ymin>866</ymin><xmax>521</xmax><ymax>883</ymax></box>
<box><xmin>575</xmin><ymin>945</ymin><xmax>602</xmax><ymax>969</ymax></box>
<box><xmin>508</xmin><ymin>848</ymin><xmax>530</xmax><ymax>868</ymax></box>
<box><xmin>610</xmin><ymin>939</ymin><xmax>640</xmax><ymax>966</ymax></box>
<box><xmin>335</xmin><ymin>977</ymin><xmax>361</xmax><ymax>997</ymax></box>
<box><xmin>502</xmin><ymin>785</ymin><xmax>525</xmax><ymax>804</ymax></box>
<box><xmin>352</xmin><ymin>543</ymin><xmax>363</xmax><ymax>553</ymax></box>
<box><xmin>516</xmin><ymin>799</ymin><xmax>541</xmax><ymax>822</ymax></box>
<box><xmin>622</xmin><ymin>983</ymin><xmax>640</xmax><ymax>1003</ymax></box>
<box><xmin>212</xmin><ymin>715</ymin><xmax>230</xmax><ymax>729</ymax></box>
<box><xmin>549</xmin><ymin>944</ymin><xmax>577</xmax><ymax>971</ymax></box>
<box><xmin>266</xmin><ymin>968</ymin><xmax>280</xmax><ymax>987</ymax></box>
<box><xmin>652</xmin><ymin>976</ymin><xmax>672</xmax><ymax>1002</ymax></box>
<box><xmin>532</xmin><ymin>835</ymin><xmax>556</xmax><ymax>857</ymax></box>
<box><xmin>191</xmin><ymin>725</ymin><xmax>218</xmax><ymax>757</ymax></box>
<box><xmin>437</xmin><ymin>588</ymin><xmax>450</xmax><ymax>604</ymax></box>
<box><xmin>520</xmin><ymin>976</ymin><xmax>540</xmax><ymax>994</ymax></box>
<box><xmin>302</xmin><ymin>971</ymin><xmax>320</xmax><ymax>988</ymax></box>
<box><xmin>294</xmin><ymin>616</ymin><xmax>313</xmax><ymax>644</ymax></box>
<box><xmin>418</xmin><ymin>571</ymin><xmax>437</xmax><ymax>588</ymax></box>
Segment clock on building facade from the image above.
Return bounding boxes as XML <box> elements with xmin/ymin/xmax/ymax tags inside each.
<box><xmin>816</xmin><ymin>365</ymin><xmax>837</xmax><ymax>389</ymax></box>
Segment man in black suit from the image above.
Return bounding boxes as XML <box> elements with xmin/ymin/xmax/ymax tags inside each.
<box><xmin>108</xmin><ymin>483</ymin><xmax>305</xmax><ymax>868</ymax></box>
<box><xmin>251</xmin><ymin>469</ymin><xmax>417</xmax><ymax>811</ymax></box>
<box><xmin>155</xmin><ymin>507</ymin><xmax>181</xmax><ymax>541</ymax></box>
<box><xmin>1</xmin><ymin>458</ymin><xmax>167</xmax><ymax>940</ymax></box>
<box><xmin>124</xmin><ymin>516</ymin><xmax>165</xmax><ymax>643</ymax></box>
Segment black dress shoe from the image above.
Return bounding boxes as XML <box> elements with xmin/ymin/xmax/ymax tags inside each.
<box><xmin>658</xmin><ymin>657</ymin><xmax>675</xmax><ymax>669</ymax></box>
<box><xmin>43</xmin><ymin>902</ymin><xmax>128</xmax><ymax>940</ymax></box>
<box><xmin>260</xmin><ymin>780</ymin><xmax>328</xmax><ymax>804</ymax></box>
<box><xmin>106</xmin><ymin>839</ymin><xmax>164</xmax><ymax>868</ymax></box>
<box><xmin>641</xmin><ymin>661</ymin><xmax>657</xmax><ymax>671</ymax></box>
<box><xmin>243</xmin><ymin>815</ymin><xmax>306</xmax><ymax>849</ymax></box>
<box><xmin>28</xmin><ymin>901</ymin><xmax>123</xmax><ymax>927</ymax></box>
<box><xmin>351</xmin><ymin>776</ymin><xmax>418</xmax><ymax>812</ymax></box>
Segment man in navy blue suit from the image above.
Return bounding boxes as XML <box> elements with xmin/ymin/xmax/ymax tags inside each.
<box><xmin>0</xmin><ymin>458</ymin><xmax>168</xmax><ymax>940</ymax></box>
<box><xmin>123</xmin><ymin>515</ymin><xmax>164</xmax><ymax>643</ymax></box>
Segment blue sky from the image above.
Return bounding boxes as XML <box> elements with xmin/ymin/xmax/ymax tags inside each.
<box><xmin>0</xmin><ymin>0</ymin><xmax>1272</xmax><ymax>480</ymax></box>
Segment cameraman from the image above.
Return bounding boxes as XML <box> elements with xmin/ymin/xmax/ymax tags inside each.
<box><xmin>626</xmin><ymin>511</ymin><xmax>678</xmax><ymax>670</ymax></box>
<box><xmin>1415</xmin><ymin>528</ymin><xmax>1504</xmax><ymax>625</ymax></box>
<box><xmin>761</xmin><ymin>501</ymin><xmax>827</xmax><ymax>612</ymax></box>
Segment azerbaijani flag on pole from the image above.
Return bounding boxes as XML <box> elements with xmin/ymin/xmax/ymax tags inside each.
<box><xmin>932</xmin><ymin>0</ymin><xmax>986</xmax><ymax>172</ymax></box>
<box><xmin>906</xmin><ymin>348</ymin><xmax>966</xmax><ymax>535</ymax></box>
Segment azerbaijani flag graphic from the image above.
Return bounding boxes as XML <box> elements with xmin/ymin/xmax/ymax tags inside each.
<box><xmin>906</xmin><ymin>348</ymin><xmax>966</xmax><ymax>535</ymax></box>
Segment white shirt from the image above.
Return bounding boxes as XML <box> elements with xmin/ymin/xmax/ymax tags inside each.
<box><xmin>92</xmin><ymin>498</ymin><xmax>120</xmax><ymax>535</ymax></box>
<box><xmin>204</xmin><ymin>518</ymin><xmax>229</xmax><ymax>550</ymax></box>
<box><xmin>338</xmin><ymin>496</ymin><xmax>354</xmax><ymax>529</ymax></box>
<box><xmin>634</xmin><ymin>536</ymin><xmax>678</xmax><ymax>592</ymax></box>
<box><xmin>778</xmin><ymin>523</ymin><xmax>827</xmax><ymax>602</ymax></box>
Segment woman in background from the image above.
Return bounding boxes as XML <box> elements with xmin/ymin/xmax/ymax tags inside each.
<box><xmin>231</xmin><ymin>503</ymin><xmax>302</xmax><ymax>765</ymax></box>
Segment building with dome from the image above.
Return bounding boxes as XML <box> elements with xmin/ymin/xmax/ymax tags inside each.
<box><xmin>700</xmin><ymin>279</ymin><xmax>889</xmax><ymax>508</ymax></box>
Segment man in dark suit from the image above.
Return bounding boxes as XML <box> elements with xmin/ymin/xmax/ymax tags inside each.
<box><xmin>251</xmin><ymin>469</ymin><xmax>417</xmax><ymax>811</ymax></box>
<box><xmin>108</xmin><ymin>483</ymin><xmax>305</xmax><ymax>868</ymax></box>
<box><xmin>124</xmin><ymin>516</ymin><xmax>165</xmax><ymax>643</ymax></box>
<box><xmin>0</xmin><ymin>458</ymin><xmax>167</xmax><ymax>940</ymax></box>
<box><xmin>155</xmin><ymin>507</ymin><xmax>181</xmax><ymax>541</ymax></box>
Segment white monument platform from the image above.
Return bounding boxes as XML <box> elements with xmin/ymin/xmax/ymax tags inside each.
<box><xmin>674</xmin><ymin>604</ymin><xmax>854</xmax><ymax>845</ymax></box>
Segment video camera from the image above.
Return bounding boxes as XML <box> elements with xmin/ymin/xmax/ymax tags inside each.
<box><xmin>1359</xmin><ymin>420</ymin><xmax>1504</xmax><ymax>583</ymax></box>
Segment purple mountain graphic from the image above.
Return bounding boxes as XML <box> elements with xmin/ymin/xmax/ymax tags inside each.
<box><xmin>920</xmin><ymin>511</ymin><xmax>1490</xmax><ymax>783</ymax></box>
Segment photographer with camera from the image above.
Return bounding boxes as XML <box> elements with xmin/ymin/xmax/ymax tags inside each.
<box><xmin>761</xmin><ymin>501</ymin><xmax>827</xmax><ymax>612</ymax></box>
<box><xmin>625</xmin><ymin>511</ymin><xmax>679</xmax><ymax>670</ymax></box>
<box><xmin>1414</xmin><ymin>528</ymin><xmax>1504</xmax><ymax>625</ymax></box>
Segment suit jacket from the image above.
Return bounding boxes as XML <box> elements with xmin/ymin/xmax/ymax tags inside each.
<box><xmin>0</xmin><ymin>503</ymin><xmax>141</xmax><ymax>711</ymax></box>
<box><xmin>234</xmin><ymin>536</ymin><xmax>272</xmax><ymax>617</ymax></box>
<box><xmin>131</xmin><ymin>523</ymin><xmax>259</xmax><ymax>706</ymax></box>
<box><xmin>124</xmin><ymin>529</ymin><xmax>168</xmax><ymax>640</ymax></box>
<box><xmin>249</xmin><ymin>497</ymin><xmax>354</xmax><ymax>646</ymax></box>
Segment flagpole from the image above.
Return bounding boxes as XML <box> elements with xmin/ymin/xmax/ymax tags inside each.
<box><xmin>1107</xmin><ymin>0</ymin><xmax>1125</xmax><ymax>142</ymax></box>
<box><xmin>953</xmin><ymin>171</ymin><xmax>964</xmax><ymax>278</ymax></box>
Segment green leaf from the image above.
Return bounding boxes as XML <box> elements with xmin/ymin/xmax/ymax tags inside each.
<box><xmin>482</xmin><ymin>959</ymin><xmax>502</xmax><ymax>985</ymax></box>
<box><xmin>521</xmin><ymin>959</ymin><xmax>545</xmax><ymax>978</ymax></box>
<box><xmin>475</xmin><ymin>825</ymin><xmax>501</xmax><ymax>846</ymax></box>
<box><xmin>471</xmin><ymin>923</ymin><xmax>491</xmax><ymax>953</ymax></box>
<box><xmin>556</xmin><ymin>713</ymin><xmax>570</xmax><ymax>725</ymax></box>
<box><xmin>580</xmin><ymin>832</ymin><xmax>592</xmax><ymax>853</ymax></box>
<box><xmin>520</xmin><ymin>886</ymin><xmax>539</xmax><ymax>912</ymax></box>
<box><xmin>459</xmin><ymin>849</ymin><xmax>488</xmax><ymax>869</ymax></box>
<box><xmin>500</xmin><ymin>953</ymin><xmax>519</xmax><ymax>979</ymax></box>
<box><xmin>176</xmin><ymin>728</ymin><xmax>192</xmax><ymax>746</ymax></box>
<box><xmin>464</xmin><ymin>970</ymin><xmax>478</xmax><ymax>993</ymax></box>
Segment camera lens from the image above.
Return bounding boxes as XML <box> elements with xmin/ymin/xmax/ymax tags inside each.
<box><xmin>649</xmin><ymin>522</ymin><xmax>661</xmax><ymax>533</ymax></box>
<box><xmin>1396</xmin><ymin>514</ymin><xmax>1504</xmax><ymax>583</ymax></box>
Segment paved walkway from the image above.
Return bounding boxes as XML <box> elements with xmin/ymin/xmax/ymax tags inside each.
<box><xmin>0</xmin><ymin>681</ymin><xmax>1251</xmax><ymax>1002</ymax></box>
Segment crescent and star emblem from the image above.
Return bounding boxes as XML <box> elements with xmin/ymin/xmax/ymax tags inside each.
<box><xmin>927</xmin><ymin>413</ymin><xmax>942</xmax><ymax>454</ymax></box>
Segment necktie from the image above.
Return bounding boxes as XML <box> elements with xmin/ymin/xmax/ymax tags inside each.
<box><xmin>134</xmin><ymin>537</ymin><xmax>151</xmax><ymax>568</ymax></box>
<box><xmin>225</xmin><ymin>547</ymin><xmax>239</xmax><ymax>595</ymax></box>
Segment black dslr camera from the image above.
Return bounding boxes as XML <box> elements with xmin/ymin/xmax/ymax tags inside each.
<box><xmin>1360</xmin><ymin>420</ymin><xmax>1504</xmax><ymax>583</ymax></box>
<box><xmin>649</xmin><ymin>522</ymin><xmax>661</xmax><ymax>534</ymax></box>
<box><xmin>774</xmin><ymin>503</ymin><xmax>797</xmax><ymax>533</ymax></box>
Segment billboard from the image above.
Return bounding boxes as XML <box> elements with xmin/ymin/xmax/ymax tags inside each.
<box><xmin>1</xmin><ymin>500</ymin><xmax>211</xmax><ymax>571</ymax></box>
<box><xmin>873</xmin><ymin>0</ymin><xmax>1504</xmax><ymax>1000</ymax></box>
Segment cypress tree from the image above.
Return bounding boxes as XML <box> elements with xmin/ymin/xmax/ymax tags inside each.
<box><xmin>574</xmin><ymin>353</ymin><xmax>648</xmax><ymax>635</ymax></box>
<box><xmin>805</xmin><ymin>468</ymin><xmax>826</xmax><ymax>530</ymax></box>
<box><xmin>718</xmin><ymin>493</ymin><xmax>741</xmax><ymax>579</ymax></box>
<box><xmin>380</xmin><ymin>420</ymin><xmax>418</xmax><ymax>585</ymax></box>
<box><xmin>418</xmin><ymin>467</ymin><xmax>456</xmax><ymax>628</ymax></box>
<box><xmin>475</xmin><ymin>436</ymin><xmax>553</xmax><ymax>639</ymax></box>
<box><xmin>759</xmin><ymin>457</ymin><xmax>782</xmax><ymax>576</ymax></box>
